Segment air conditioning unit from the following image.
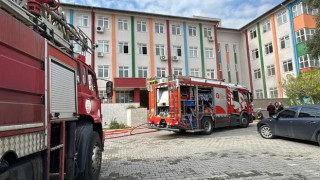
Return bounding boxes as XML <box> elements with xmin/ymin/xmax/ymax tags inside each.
<box><xmin>160</xmin><ymin>56</ymin><xmax>167</xmax><ymax>61</ymax></box>
<box><xmin>208</xmin><ymin>36</ymin><xmax>214</xmax><ymax>42</ymax></box>
<box><xmin>96</xmin><ymin>26</ymin><xmax>104</xmax><ymax>33</ymax></box>
<box><xmin>172</xmin><ymin>56</ymin><xmax>179</xmax><ymax>61</ymax></box>
<box><xmin>97</xmin><ymin>52</ymin><xmax>104</xmax><ymax>57</ymax></box>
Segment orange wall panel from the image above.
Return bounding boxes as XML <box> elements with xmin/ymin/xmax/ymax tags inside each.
<box><xmin>294</xmin><ymin>14</ymin><xmax>316</xmax><ymax>31</ymax></box>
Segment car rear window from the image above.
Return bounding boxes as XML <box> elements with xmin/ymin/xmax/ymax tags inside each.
<box><xmin>298</xmin><ymin>107</ymin><xmax>320</xmax><ymax>118</ymax></box>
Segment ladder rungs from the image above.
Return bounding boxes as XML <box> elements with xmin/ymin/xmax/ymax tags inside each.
<box><xmin>50</xmin><ymin>144</ymin><xmax>64</xmax><ymax>151</ymax></box>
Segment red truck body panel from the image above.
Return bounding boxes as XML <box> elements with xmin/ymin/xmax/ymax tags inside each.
<box><xmin>0</xmin><ymin>9</ymin><xmax>45</xmax><ymax>128</ymax></box>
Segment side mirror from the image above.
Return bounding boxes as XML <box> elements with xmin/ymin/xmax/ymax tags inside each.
<box><xmin>272</xmin><ymin>114</ymin><xmax>277</xmax><ymax>119</ymax></box>
<box><xmin>106</xmin><ymin>81</ymin><xmax>113</xmax><ymax>98</ymax></box>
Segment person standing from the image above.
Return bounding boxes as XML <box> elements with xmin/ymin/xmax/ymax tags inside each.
<box><xmin>267</xmin><ymin>102</ymin><xmax>276</xmax><ymax>117</ymax></box>
<box><xmin>278</xmin><ymin>102</ymin><xmax>284</xmax><ymax>112</ymax></box>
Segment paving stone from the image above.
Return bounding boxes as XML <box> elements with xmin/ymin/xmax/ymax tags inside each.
<box><xmin>101</xmin><ymin>123</ymin><xmax>320</xmax><ymax>179</ymax></box>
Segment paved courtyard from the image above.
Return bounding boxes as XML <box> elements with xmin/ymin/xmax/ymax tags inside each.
<box><xmin>101</xmin><ymin>123</ymin><xmax>320</xmax><ymax>180</ymax></box>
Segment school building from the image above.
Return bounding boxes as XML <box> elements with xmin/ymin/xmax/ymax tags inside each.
<box><xmin>61</xmin><ymin>0</ymin><xmax>318</xmax><ymax>106</ymax></box>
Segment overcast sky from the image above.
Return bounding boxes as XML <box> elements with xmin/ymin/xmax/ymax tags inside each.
<box><xmin>61</xmin><ymin>0</ymin><xmax>283</xmax><ymax>29</ymax></box>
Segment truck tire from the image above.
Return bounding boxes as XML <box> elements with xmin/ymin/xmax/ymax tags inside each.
<box><xmin>78</xmin><ymin>131</ymin><xmax>102</xmax><ymax>180</ymax></box>
<box><xmin>240</xmin><ymin>114</ymin><xmax>249</xmax><ymax>128</ymax></box>
<box><xmin>317</xmin><ymin>133</ymin><xmax>320</xmax><ymax>146</ymax></box>
<box><xmin>201</xmin><ymin>117</ymin><xmax>213</xmax><ymax>135</ymax></box>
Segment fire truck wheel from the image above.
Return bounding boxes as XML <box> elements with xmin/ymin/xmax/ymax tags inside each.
<box><xmin>201</xmin><ymin>117</ymin><xmax>213</xmax><ymax>135</ymax></box>
<box><xmin>240</xmin><ymin>115</ymin><xmax>249</xmax><ymax>128</ymax></box>
<box><xmin>79</xmin><ymin>131</ymin><xmax>102</xmax><ymax>180</ymax></box>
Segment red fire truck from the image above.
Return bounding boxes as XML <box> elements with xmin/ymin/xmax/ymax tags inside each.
<box><xmin>0</xmin><ymin>0</ymin><xmax>112</xmax><ymax>179</ymax></box>
<box><xmin>147</xmin><ymin>76</ymin><xmax>253</xmax><ymax>134</ymax></box>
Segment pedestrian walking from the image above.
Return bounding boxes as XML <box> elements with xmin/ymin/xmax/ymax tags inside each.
<box><xmin>267</xmin><ymin>102</ymin><xmax>276</xmax><ymax>117</ymax></box>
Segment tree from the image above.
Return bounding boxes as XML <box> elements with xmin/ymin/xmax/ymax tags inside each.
<box><xmin>307</xmin><ymin>0</ymin><xmax>320</xmax><ymax>58</ymax></box>
<box><xmin>282</xmin><ymin>69</ymin><xmax>320</xmax><ymax>105</ymax></box>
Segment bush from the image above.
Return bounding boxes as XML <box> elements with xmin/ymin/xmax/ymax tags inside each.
<box><xmin>109</xmin><ymin>119</ymin><xmax>126</xmax><ymax>129</ymax></box>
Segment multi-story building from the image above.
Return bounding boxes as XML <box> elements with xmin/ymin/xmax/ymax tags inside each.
<box><xmin>61</xmin><ymin>0</ymin><xmax>319</xmax><ymax>105</ymax></box>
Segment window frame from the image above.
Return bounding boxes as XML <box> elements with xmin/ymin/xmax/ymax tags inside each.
<box><xmin>264</xmin><ymin>42</ymin><xmax>273</xmax><ymax>55</ymax></box>
<box><xmin>118</xmin><ymin>66</ymin><xmax>129</xmax><ymax>78</ymax></box>
<box><xmin>137</xmin><ymin>20</ymin><xmax>147</xmax><ymax>32</ymax></box>
<box><xmin>97</xmin><ymin>16</ymin><xmax>109</xmax><ymax>28</ymax></box>
<box><xmin>155</xmin><ymin>22</ymin><xmax>164</xmax><ymax>34</ymax></box>
<box><xmin>188</xmin><ymin>26</ymin><xmax>197</xmax><ymax>36</ymax></box>
<box><xmin>118</xmin><ymin>18</ymin><xmax>128</xmax><ymax>31</ymax></box>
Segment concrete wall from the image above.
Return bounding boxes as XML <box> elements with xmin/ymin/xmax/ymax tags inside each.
<box><xmin>102</xmin><ymin>103</ymin><xmax>147</xmax><ymax>128</ymax></box>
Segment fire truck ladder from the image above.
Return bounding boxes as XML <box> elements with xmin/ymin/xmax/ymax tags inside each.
<box><xmin>0</xmin><ymin>0</ymin><xmax>94</xmax><ymax>55</ymax></box>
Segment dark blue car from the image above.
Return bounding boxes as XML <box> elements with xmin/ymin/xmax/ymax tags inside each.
<box><xmin>257</xmin><ymin>104</ymin><xmax>320</xmax><ymax>146</ymax></box>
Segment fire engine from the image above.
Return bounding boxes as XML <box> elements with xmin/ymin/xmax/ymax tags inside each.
<box><xmin>0</xmin><ymin>0</ymin><xmax>112</xmax><ymax>179</ymax></box>
<box><xmin>147</xmin><ymin>76</ymin><xmax>253</xmax><ymax>134</ymax></box>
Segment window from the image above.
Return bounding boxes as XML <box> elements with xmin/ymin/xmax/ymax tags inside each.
<box><xmin>157</xmin><ymin>67</ymin><xmax>166</xmax><ymax>77</ymax></box>
<box><xmin>88</xmin><ymin>71</ymin><xmax>96</xmax><ymax>92</ymax></box>
<box><xmin>218</xmin><ymin>43</ymin><xmax>221</xmax><ymax>52</ymax></box>
<box><xmin>138</xmin><ymin>43</ymin><xmax>147</xmax><ymax>55</ymax></box>
<box><xmin>99</xmin><ymin>90</ymin><xmax>106</xmax><ymax>98</ymax></box>
<box><xmin>254</xmin><ymin>69</ymin><xmax>261</xmax><ymax>79</ymax></box>
<box><xmin>77</xmin><ymin>15</ymin><xmax>89</xmax><ymax>27</ymax></box>
<box><xmin>262</xmin><ymin>21</ymin><xmax>271</xmax><ymax>33</ymax></box>
<box><xmin>250</xmin><ymin>29</ymin><xmax>257</xmax><ymax>39</ymax></box>
<box><xmin>233</xmin><ymin>91</ymin><xmax>240</xmax><ymax>102</ymax></box>
<box><xmin>172</xmin><ymin>24</ymin><xmax>181</xmax><ymax>35</ymax></box>
<box><xmin>155</xmin><ymin>45</ymin><xmax>165</xmax><ymax>56</ymax></box>
<box><xmin>255</xmin><ymin>89</ymin><xmax>263</xmax><ymax>99</ymax></box>
<box><xmin>299</xmin><ymin>54</ymin><xmax>320</xmax><ymax>69</ymax></box>
<box><xmin>172</xmin><ymin>46</ymin><xmax>182</xmax><ymax>57</ymax></box>
<box><xmin>267</xmin><ymin>65</ymin><xmax>275</xmax><ymax>76</ymax></box>
<box><xmin>155</xmin><ymin>23</ymin><xmax>164</xmax><ymax>34</ymax></box>
<box><xmin>189</xmin><ymin>26</ymin><xmax>197</xmax><ymax>36</ymax></box>
<box><xmin>138</xmin><ymin>66</ymin><xmax>148</xmax><ymax>78</ymax></box>
<box><xmin>189</xmin><ymin>47</ymin><xmax>198</xmax><ymax>58</ymax></box>
<box><xmin>225</xmin><ymin>44</ymin><xmax>229</xmax><ymax>53</ymax></box>
<box><xmin>206</xmin><ymin>69</ymin><xmax>214</xmax><ymax>79</ymax></box>
<box><xmin>97</xmin><ymin>16</ymin><xmax>109</xmax><ymax>28</ymax></box>
<box><xmin>137</xmin><ymin>20</ymin><xmax>147</xmax><ymax>32</ymax></box>
<box><xmin>278</xmin><ymin>108</ymin><xmax>297</xmax><ymax>118</ymax></box>
<box><xmin>265</xmin><ymin>42</ymin><xmax>273</xmax><ymax>55</ymax></box>
<box><xmin>269</xmin><ymin>87</ymin><xmax>278</xmax><ymax>98</ymax></box>
<box><xmin>205</xmin><ymin>48</ymin><xmax>214</xmax><ymax>59</ymax></box>
<box><xmin>119</xmin><ymin>66</ymin><xmax>129</xmax><ymax>77</ymax></box>
<box><xmin>204</xmin><ymin>27</ymin><xmax>212</xmax><ymax>38</ymax></box>
<box><xmin>252</xmin><ymin>48</ymin><xmax>259</xmax><ymax>60</ymax></box>
<box><xmin>116</xmin><ymin>90</ymin><xmax>134</xmax><ymax>103</ymax></box>
<box><xmin>277</xmin><ymin>11</ymin><xmax>287</xmax><ymax>26</ymax></box>
<box><xmin>118</xmin><ymin>19</ymin><xmax>128</xmax><ymax>30</ymax></box>
<box><xmin>173</xmin><ymin>68</ymin><xmax>183</xmax><ymax>76</ymax></box>
<box><xmin>298</xmin><ymin>107</ymin><xmax>320</xmax><ymax>118</ymax></box>
<box><xmin>190</xmin><ymin>68</ymin><xmax>199</xmax><ymax>77</ymax></box>
<box><xmin>280</xmin><ymin>35</ymin><xmax>290</xmax><ymax>49</ymax></box>
<box><xmin>82</xmin><ymin>66</ymin><xmax>87</xmax><ymax>86</ymax></box>
<box><xmin>283</xmin><ymin>59</ymin><xmax>293</xmax><ymax>72</ymax></box>
<box><xmin>118</xmin><ymin>42</ymin><xmax>129</xmax><ymax>54</ymax></box>
<box><xmin>97</xmin><ymin>40</ymin><xmax>109</xmax><ymax>53</ymax></box>
<box><xmin>292</xmin><ymin>2</ymin><xmax>319</xmax><ymax>18</ymax></box>
<box><xmin>98</xmin><ymin>65</ymin><xmax>109</xmax><ymax>78</ymax></box>
<box><xmin>292</xmin><ymin>3</ymin><xmax>303</xmax><ymax>18</ymax></box>
<box><xmin>296</xmin><ymin>28</ymin><xmax>315</xmax><ymax>43</ymax></box>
